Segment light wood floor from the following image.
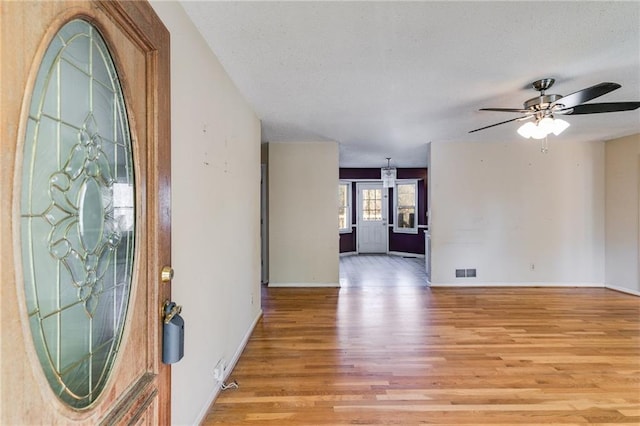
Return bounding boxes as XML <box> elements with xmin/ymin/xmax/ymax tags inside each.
<box><xmin>203</xmin><ymin>262</ymin><xmax>640</xmax><ymax>425</ymax></box>
<box><xmin>339</xmin><ymin>254</ymin><xmax>427</xmax><ymax>287</ymax></box>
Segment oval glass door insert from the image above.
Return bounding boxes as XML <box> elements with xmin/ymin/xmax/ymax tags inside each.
<box><xmin>20</xmin><ymin>19</ymin><xmax>135</xmax><ymax>409</ymax></box>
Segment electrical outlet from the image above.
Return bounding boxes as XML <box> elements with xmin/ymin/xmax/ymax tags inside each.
<box><xmin>213</xmin><ymin>359</ymin><xmax>225</xmax><ymax>381</ymax></box>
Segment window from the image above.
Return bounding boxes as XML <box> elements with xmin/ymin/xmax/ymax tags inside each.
<box><xmin>338</xmin><ymin>181</ymin><xmax>352</xmax><ymax>232</ymax></box>
<box><xmin>361</xmin><ymin>188</ymin><xmax>383</xmax><ymax>221</ymax></box>
<box><xmin>394</xmin><ymin>180</ymin><xmax>418</xmax><ymax>234</ymax></box>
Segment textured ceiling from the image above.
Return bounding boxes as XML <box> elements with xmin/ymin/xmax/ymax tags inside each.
<box><xmin>180</xmin><ymin>1</ymin><xmax>640</xmax><ymax>167</ymax></box>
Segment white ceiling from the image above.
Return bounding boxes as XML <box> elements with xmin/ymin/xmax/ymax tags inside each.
<box><xmin>180</xmin><ymin>1</ymin><xmax>640</xmax><ymax>167</ymax></box>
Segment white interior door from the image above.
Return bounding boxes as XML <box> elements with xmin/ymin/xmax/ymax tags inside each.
<box><xmin>357</xmin><ymin>182</ymin><xmax>388</xmax><ymax>253</ymax></box>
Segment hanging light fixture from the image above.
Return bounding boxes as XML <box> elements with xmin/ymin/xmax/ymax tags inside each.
<box><xmin>381</xmin><ymin>157</ymin><xmax>396</xmax><ymax>188</ymax></box>
<box><xmin>517</xmin><ymin>115</ymin><xmax>570</xmax><ymax>139</ymax></box>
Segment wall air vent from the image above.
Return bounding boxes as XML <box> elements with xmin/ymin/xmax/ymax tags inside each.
<box><xmin>456</xmin><ymin>268</ymin><xmax>477</xmax><ymax>278</ymax></box>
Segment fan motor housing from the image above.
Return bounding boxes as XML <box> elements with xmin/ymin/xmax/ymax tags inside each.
<box><xmin>524</xmin><ymin>94</ymin><xmax>563</xmax><ymax>110</ymax></box>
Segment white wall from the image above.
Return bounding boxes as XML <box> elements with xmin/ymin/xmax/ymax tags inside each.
<box><xmin>605</xmin><ymin>133</ymin><xmax>640</xmax><ymax>295</ymax></box>
<box><xmin>150</xmin><ymin>2</ymin><xmax>262</xmax><ymax>425</ymax></box>
<box><xmin>430</xmin><ymin>139</ymin><xmax>605</xmax><ymax>286</ymax></box>
<box><xmin>268</xmin><ymin>142</ymin><xmax>339</xmax><ymax>286</ymax></box>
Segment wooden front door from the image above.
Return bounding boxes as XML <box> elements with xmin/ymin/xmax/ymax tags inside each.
<box><xmin>0</xmin><ymin>1</ymin><xmax>171</xmax><ymax>424</ymax></box>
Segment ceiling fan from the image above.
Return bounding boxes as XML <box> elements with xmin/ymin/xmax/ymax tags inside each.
<box><xmin>469</xmin><ymin>78</ymin><xmax>640</xmax><ymax>136</ymax></box>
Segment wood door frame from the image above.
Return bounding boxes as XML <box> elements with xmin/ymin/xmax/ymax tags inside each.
<box><xmin>0</xmin><ymin>1</ymin><xmax>171</xmax><ymax>423</ymax></box>
<box><xmin>355</xmin><ymin>182</ymin><xmax>389</xmax><ymax>254</ymax></box>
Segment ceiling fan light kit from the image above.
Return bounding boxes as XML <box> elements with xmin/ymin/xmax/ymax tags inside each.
<box><xmin>517</xmin><ymin>117</ymin><xmax>570</xmax><ymax>139</ymax></box>
<box><xmin>470</xmin><ymin>78</ymin><xmax>640</xmax><ymax>151</ymax></box>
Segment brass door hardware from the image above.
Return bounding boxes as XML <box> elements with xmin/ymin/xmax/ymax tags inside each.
<box><xmin>161</xmin><ymin>266</ymin><xmax>174</xmax><ymax>282</ymax></box>
<box><xmin>162</xmin><ymin>300</ymin><xmax>182</xmax><ymax>324</ymax></box>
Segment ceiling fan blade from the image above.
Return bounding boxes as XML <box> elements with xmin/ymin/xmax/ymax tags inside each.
<box><xmin>480</xmin><ymin>107</ymin><xmax>532</xmax><ymax>113</ymax></box>
<box><xmin>559</xmin><ymin>102</ymin><xmax>640</xmax><ymax>115</ymax></box>
<box><xmin>469</xmin><ymin>116</ymin><xmax>527</xmax><ymax>133</ymax></box>
<box><xmin>554</xmin><ymin>82</ymin><xmax>621</xmax><ymax>109</ymax></box>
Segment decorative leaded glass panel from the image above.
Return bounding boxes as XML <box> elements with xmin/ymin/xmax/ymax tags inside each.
<box><xmin>20</xmin><ymin>19</ymin><xmax>135</xmax><ymax>409</ymax></box>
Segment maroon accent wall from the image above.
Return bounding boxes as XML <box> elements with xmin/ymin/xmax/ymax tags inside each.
<box><xmin>339</xmin><ymin>168</ymin><xmax>381</xmax><ymax>180</ymax></box>
<box><xmin>388</xmin><ymin>228</ymin><xmax>425</xmax><ymax>253</ymax></box>
<box><xmin>339</xmin><ymin>229</ymin><xmax>356</xmax><ymax>252</ymax></box>
<box><xmin>339</xmin><ymin>168</ymin><xmax>428</xmax><ymax>254</ymax></box>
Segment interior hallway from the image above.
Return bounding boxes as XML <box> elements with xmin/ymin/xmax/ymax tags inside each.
<box><xmin>202</xmin><ymin>259</ymin><xmax>640</xmax><ymax>424</ymax></box>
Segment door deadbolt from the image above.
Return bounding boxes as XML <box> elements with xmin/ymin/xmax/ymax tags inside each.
<box><xmin>161</xmin><ymin>266</ymin><xmax>174</xmax><ymax>282</ymax></box>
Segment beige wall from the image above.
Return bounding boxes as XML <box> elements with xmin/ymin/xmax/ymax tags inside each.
<box><xmin>430</xmin><ymin>139</ymin><xmax>605</xmax><ymax>286</ymax></box>
<box><xmin>605</xmin><ymin>133</ymin><xmax>640</xmax><ymax>294</ymax></box>
<box><xmin>150</xmin><ymin>2</ymin><xmax>262</xmax><ymax>424</ymax></box>
<box><xmin>268</xmin><ymin>142</ymin><xmax>339</xmax><ymax>286</ymax></box>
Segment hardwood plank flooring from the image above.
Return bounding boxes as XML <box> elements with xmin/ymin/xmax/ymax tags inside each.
<box><xmin>203</xmin><ymin>270</ymin><xmax>639</xmax><ymax>424</ymax></box>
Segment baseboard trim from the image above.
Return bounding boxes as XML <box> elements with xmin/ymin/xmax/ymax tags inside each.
<box><xmin>339</xmin><ymin>251</ymin><xmax>358</xmax><ymax>257</ymax></box>
<box><xmin>268</xmin><ymin>282</ymin><xmax>340</xmax><ymax>288</ymax></box>
<box><xmin>430</xmin><ymin>282</ymin><xmax>605</xmax><ymax>288</ymax></box>
<box><xmin>340</xmin><ymin>251</ymin><xmax>425</xmax><ymax>258</ymax></box>
<box><xmin>193</xmin><ymin>309</ymin><xmax>263</xmax><ymax>425</ymax></box>
<box><xmin>605</xmin><ymin>284</ymin><xmax>640</xmax><ymax>297</ymax></box>
<box><xmin>388</xmin><ymin>251</ymin><xmax>425</xmax><ymax>258</ymax></box>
